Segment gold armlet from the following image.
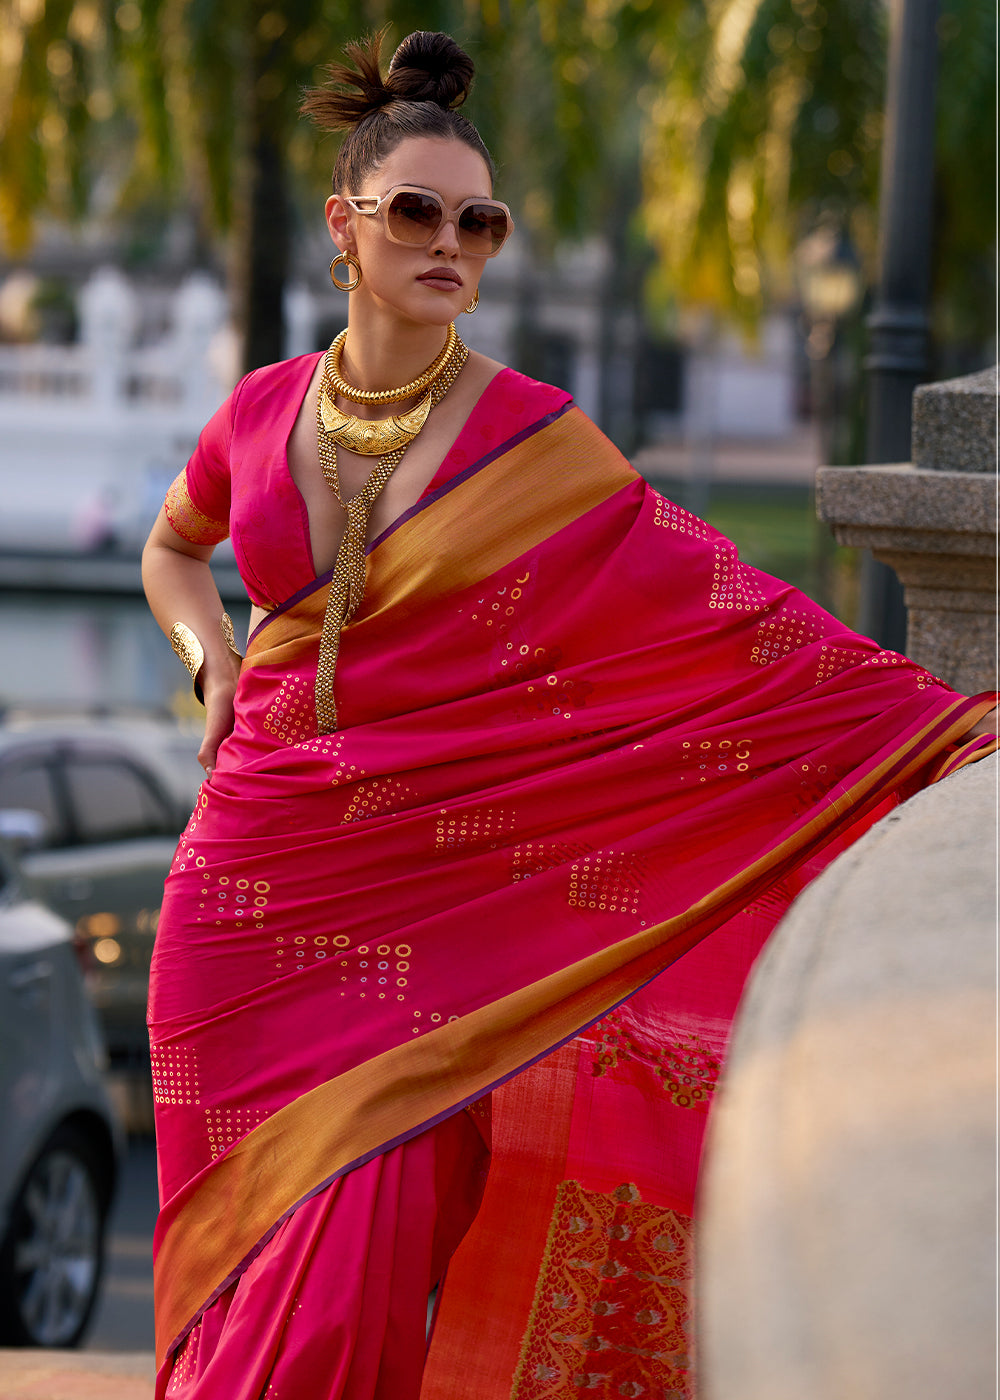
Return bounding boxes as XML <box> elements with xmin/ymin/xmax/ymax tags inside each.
<box><xmin>220</xmin><ymin>612</ymin><xmax>244</xmax><ymax>663</ymax></box>
<box><xmin>170</xmin><ymin>614</ymin><xmax>243</xmax><ymax>706</ymax></box>
<box><xmin>169</xmin><ymin>622</ymin><xmax>206</xmax><ymax>704</ymax></box>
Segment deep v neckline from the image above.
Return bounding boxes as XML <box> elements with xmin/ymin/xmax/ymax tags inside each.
<box><xmin>278</xmin><ymin>354</ymin><xmax>510</xmax><ymax>579</ymax></box>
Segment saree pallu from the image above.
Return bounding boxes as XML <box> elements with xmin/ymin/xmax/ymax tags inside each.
<box><xmin>149</xmin><ymin>386</ymin><xmax>995</xmax><ymax>1400</ymax></box>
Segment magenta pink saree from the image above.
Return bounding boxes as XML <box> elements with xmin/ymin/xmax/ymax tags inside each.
<box><xmin>150</xmin><ymin>358</ymin><xmax>994</xmax><ymax>1399</ymax></box>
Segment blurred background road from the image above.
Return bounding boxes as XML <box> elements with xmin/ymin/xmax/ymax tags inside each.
<box><xmin>86</xmin><ymin>1137</ymin><xmax>157</xmax><ymax>1354</ymax></box>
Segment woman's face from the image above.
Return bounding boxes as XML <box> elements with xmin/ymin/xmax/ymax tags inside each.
<box><xmin>326</xmin><ymin>135</ymin><xmax>495</xmax><ymax>327</ymax></box>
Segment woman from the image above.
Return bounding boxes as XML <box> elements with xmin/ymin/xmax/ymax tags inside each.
<box><xmin>143</xmin><ymin>29</ymin><xmax>996</xmax><ymax>1400</ymax></box>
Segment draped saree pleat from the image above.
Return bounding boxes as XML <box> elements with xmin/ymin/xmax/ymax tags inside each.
<box><xmin>149</xmin><ymin>363</ymin><xmax>996</xmax><ymax>1400</ymax></box>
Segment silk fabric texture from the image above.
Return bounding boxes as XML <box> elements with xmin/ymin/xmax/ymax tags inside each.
<box><xmin>150</xmin><ymin>360</ymin><xmax>994</xmax><ymax>1400</ymax></box>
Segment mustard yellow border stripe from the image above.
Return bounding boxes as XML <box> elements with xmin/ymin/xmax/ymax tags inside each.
<box><xmin>154</xmin><ymin>696</ymin><xmax>987</xmax><ymax>1362</ymax></box>
<box><xmin>243</xmin><ymin>408</ymin><xmax>636</xmax><ymax>672</ymax></box>
<box><xmin>354</xmin><ymin>406</ymin><xmax>634</xmax><ymax>627</ymax></box>
<box><xmin>928</xmin><ymin>731</ymin><xmax>998</xmax><ymax>782</ymax></box>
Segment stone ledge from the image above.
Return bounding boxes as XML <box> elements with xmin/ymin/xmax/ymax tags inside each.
<box><xmin>912</xmin><ymin>365</ymin><xmax>997</xmax><ymax>474</ymax></box>
<box><xmin>697</xmin><ymin>753</ymin><xmax>997</xmax><ymax>1400</ymax></box>
<box><xmin>816</xmin><ymin>463</ymin><xmax>997</xmax><ymax>538</ymax></box>
<box><xmin>0</xmin><ymin>1350</ymin><xmax>155</xmax><ymax>1399</ymax></box>
<box><xmin>815</xmin><ymin>460</ymin><xmax>996</xmax><ymax>690</ymax></box>
<box><xmin>827</xmin><ymin>526</ymin><xmax>995</xmax><ymax>559</ymax></box>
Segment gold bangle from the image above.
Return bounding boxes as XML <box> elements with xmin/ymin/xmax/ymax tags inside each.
<box><xmin>170</xmin><ymin>614</ymin><xmax>242</xmax><ymax>706</ymax></box>
<box><xmin>169</xmin><ymin>621</ymin><xmax>206</xmax><ymax>704</ymax></box>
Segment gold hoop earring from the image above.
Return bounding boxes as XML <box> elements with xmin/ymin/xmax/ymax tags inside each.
<box><xmin>463</xmin><ymin>289</ymin><xmax>479</xmax><ymax>314</ymax></box>
<box><xmin>330</xmin><ymin>251</ymin><xmax>362</xmax><ymax>292</ymax></box>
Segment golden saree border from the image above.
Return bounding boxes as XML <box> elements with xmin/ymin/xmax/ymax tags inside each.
<box><xmin>927</xmin><ymin>730</ymin><xmax>998</xmax><ymax>782</ymax></box>
<box><xmin>241</xmin><ymin>583</ymin><xmax>329</xmax><ymax>674</ymax></box>
<box><xmin>164</xmin><ymin>468</ymin><xmax>230</xmax><ymax>546</ymax></box>
<box><xmin>353</xmin><ymin>407</ymin><xmax>635</xmax><ymax>629</ymax></box>
<box><xmin>242</xmin><ymin>407</ymin><xmax>635</xmax><ymax>673</ymax></box>
<box><xmin>153</xmin><ymin>696</ymin><xmax>987</xmax><ymax>1364</ymax></box>
<box><xmin>509</xmin><ymin>1181</ymin><xmax>693</xmax><ymax>1400</ymax></box>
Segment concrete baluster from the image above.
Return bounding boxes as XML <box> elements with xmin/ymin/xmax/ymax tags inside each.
<box><xmin>173</xmin><ymin>272</ymin><xmax>228</xmax><ymax>411</ymax></box>
<box><xmin>78</xmin><ymin>266</ymin><xmax>136</xmax><ymax>412</ymax></box>
<box><xmin>697</xmin><ymin>753</ymin><xmax>997</xmax><ymax>1400</ymax></box>
<box><xmin>283</xmin><ymin>282</ymin><xmax>318</xmax><ymax>361</ymax></box>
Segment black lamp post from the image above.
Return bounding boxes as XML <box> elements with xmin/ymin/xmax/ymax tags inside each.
<box><xmin>798</xmin><ymin>225</ymin><xmax>863</xmax><ymax>465</ymax></box>
<box><xmin>859</xmin><ymin>0</ymin><xmax>940</xmax><ymax>648</ymax></box>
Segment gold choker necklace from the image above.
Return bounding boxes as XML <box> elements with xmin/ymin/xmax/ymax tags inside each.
<box><xmin>319</xmin><ymin>325</ymin><xmax>462</xmax><ymax>456</ymax></box>
<box><xmin>328</xmin><ymin>324</ymin><xmax>459</xmax><ymax>404</ymax></box>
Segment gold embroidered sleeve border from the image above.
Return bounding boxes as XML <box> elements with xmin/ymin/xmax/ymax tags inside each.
<box><xmin>165</xmin><ymin>468</ymin><xmax>230</xmax><ymax>546</ymax></box>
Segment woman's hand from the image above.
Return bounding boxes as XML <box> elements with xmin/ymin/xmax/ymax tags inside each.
<box><xmin>199</xmin><ymin>661</ymin><xmax>242</xmax><ymax>776</ymax></box>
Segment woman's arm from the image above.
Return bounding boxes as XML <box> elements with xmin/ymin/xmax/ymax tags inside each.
<box><xmin>142</xmin><ymin>509</ymin><xmax>242</xmax><ymax>774</ymax></box>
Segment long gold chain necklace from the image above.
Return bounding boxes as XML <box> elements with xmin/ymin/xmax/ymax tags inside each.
<box><xmin>314</xmin><ymin>325</ymin><xmax>469</xmax><ymax>732</ymax></box>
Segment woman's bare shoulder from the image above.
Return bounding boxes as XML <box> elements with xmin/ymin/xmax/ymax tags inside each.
<box><xmin>463</xmin><ymin>348</ymin><xmax>509</xmax><ymax>391</ymax></box>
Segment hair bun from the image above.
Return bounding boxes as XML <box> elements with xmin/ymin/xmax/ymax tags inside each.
<box><xmin>387</xmin><ymin>31</ymin><xmax>474</xmax><ymax>109</ymax></box>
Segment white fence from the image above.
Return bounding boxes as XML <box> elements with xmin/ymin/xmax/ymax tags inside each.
<box><xmin>0</xmin><ymin>268</ymin><xmax>319</xmax><ymax>553</ymax></box>
<box><xmin>0</xmin><ymin>260</ymin><xmax>801</xmax><ymax>555</ymax></box>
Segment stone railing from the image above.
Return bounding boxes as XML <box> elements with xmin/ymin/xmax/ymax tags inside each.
<box><xmin>815</xmin><ymin>365</ymin><xmax>997</xmax><ymax>694</ymax></box>
<box><xmin>697</xmin><ymin>752</ymin><xmax>996</xmax><ymax>1400</ymax></box>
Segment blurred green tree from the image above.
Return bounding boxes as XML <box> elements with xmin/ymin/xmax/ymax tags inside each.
<box><xmin>640</xmin><ymin>0</ymin><xmax>995</xmax><ymax>357</ymax></box>
<box><xmin>0</xmin><ymin>0</ymin><xmax>993</xmax><ymax>369</ymax></box>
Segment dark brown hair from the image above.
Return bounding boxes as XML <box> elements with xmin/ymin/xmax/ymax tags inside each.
<box><xmin>300</xmin><ymin>29</ymin><xmax>495</xmax><ymax>194</ymax></box>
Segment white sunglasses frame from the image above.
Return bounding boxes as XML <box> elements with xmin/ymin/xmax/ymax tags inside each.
<box><xmin>343</xmin><ymin>185</ymin><xmax>515</xmax><ymax>258</ymax></box>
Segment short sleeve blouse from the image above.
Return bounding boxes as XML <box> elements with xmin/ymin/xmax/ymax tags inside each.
<box><xmin>162</xmin><ymin>355</ymin><xmax>571</xmax><ymax>610</ymax></box>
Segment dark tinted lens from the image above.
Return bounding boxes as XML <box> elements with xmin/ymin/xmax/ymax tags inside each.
<box><xmin>386</xmin><ymin>190</ymin><xmax>443</xmax><ymax>243</ymax></box>
<box><xmin>458</xmin><ymin>203</ymin><xmax>509</xmax><ymax>255</ymax></box>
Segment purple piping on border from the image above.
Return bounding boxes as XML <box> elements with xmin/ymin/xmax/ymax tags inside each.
<box><xmin>247</xmin><ymin>568</ymin><xmax>336</xmax><ymax>644</ymax></box>
<box><xmin>870</xmin><ymin>697</ymin><xmax>978</xmax><ymax>791</ymax></box>
<box><xmin>246</xmin><ymin>397</ymin><xmax>576</xmax><ymax>647</ymax></box>
<box><xmin>368</xmin><ymin>397</ymin><xmax>576</xmax><ymax>552</ymax></box>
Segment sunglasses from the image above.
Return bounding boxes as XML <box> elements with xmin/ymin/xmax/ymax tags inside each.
<box><xmin>344</xmin><ymin>185</ymin><xmax>515</xmax><ymax>258</ymax></box>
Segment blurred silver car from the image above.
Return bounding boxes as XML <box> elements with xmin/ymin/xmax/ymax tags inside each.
<box><xmin>0</xmin><ymin>714</ymin><xmax>202</xmax><ymax>1070</ymax></box>
<box><xmin>0</xmin><ymin>837</ymin><xmax>121</xmax><ymax>1346</ymax></box>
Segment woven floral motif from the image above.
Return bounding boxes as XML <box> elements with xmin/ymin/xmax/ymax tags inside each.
<box><xmin>339</xmin><ymin>777</ymin><xmax>416</xmax><ymax>823</ymax></box>
<box><xmin>591</xmin><ymin>1012</ymin><xmax>722</xmax><ymax>1112</ymax></box>
<box><xmin>471</xmin><ymin>569</ymin><xmax>535</xmax><ymax>686</ymax></box>
<box><xmin>567</xmin><ymin>853</ymin><xmax>644</xmax><ymax>917</ymax></box>
<box><xmin>650</xmin><ymin>493</ymin><xmax>712</xmax><ymax>541</ymax></box>
<box><xmin>519</xmin><ymin>671</ymin><xmax>597</xmax><ymax>720</ymax></box>
<box><xmin>814</xmin><ymin>643</ymin><xmax>878</xmax><ymax>685</ymax></box>
<box><xmin>434</xmin><ymin>806</ymin><xmax>517</xmax><ymax>853</ymax></box>
<box><xmin>511</xmin><ymin>841</ymin><xmax>593</xmax><ymax>883</ymax></box>
<box><xmin>512</xmin><ymin>1180</ymin><xmax>692</xmax><ymax>1400</ymax></box>
<box><xmin>205</xmin><ymin>1105</ymin><xmax>271</xmax><ymax>1160</ymax></box>
<box><xmin>151</xmin><ymin>1042</ymin><xmax>200</xmax><ymax>1107</ymax></box>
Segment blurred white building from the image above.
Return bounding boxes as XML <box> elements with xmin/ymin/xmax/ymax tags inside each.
<box><xmin>0</xmin><ymin>242</ymin><xmax>802</xmax><ymax>554</ymax></box>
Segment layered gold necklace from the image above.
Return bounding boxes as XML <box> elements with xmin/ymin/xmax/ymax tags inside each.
<box><xmin>318</xmin><ymin>324</ymin><xmax>462</xmax><ymax>455</ymax></box>
<box><xmin>313</xmin><ymin>324</ymin><xmax>469</xmax><ymax>732</ymax></box>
